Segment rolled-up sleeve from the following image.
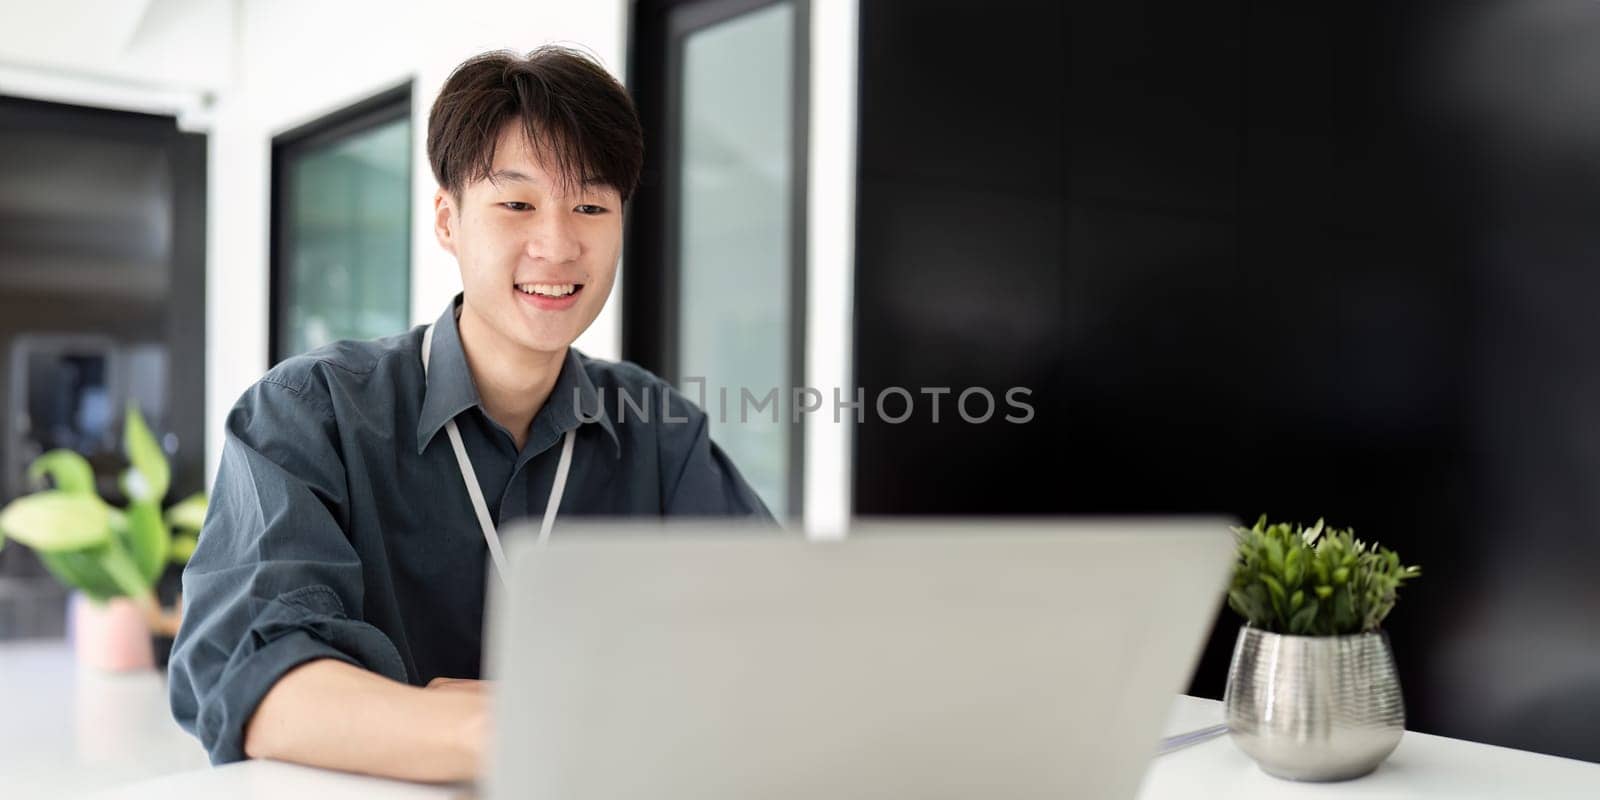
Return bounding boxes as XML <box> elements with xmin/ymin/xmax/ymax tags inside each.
<box><xmin>658</xmin><ymin>386</ymin><xmax>776</xmax><ymax>519</ymax></box>
<box><xmin>167</xmin><ymin>374</ymin><xmax>407</xmax><ymax>765</ymax></box>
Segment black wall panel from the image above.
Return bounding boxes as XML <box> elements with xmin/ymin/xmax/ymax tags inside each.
<box><xmin>853</xmin><ymin>0</ymin><xmax>1600</xmax><ymax>761</ymax></box>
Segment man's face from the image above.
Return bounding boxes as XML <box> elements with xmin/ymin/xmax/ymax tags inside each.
<box><xmin>433</xmin><ymin>122</ymin><xmax>622</xmax><ymax>356</ymax></box>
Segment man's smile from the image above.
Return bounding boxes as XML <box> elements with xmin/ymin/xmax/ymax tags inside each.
<box><xmin>514</xmin><ymin>282</ymin><xmax>585</xmax><ymax>310</ymax></box>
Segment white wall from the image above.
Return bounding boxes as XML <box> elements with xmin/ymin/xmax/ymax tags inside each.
<box><xmin>804</xmin><ymin>0</ymin><xmax>858</xmax><ymax>536</ymax></box>
<box><xmin>206</xmin><ymin>0</ymin><xmax>629</xmax><ymax>483</ymax></box>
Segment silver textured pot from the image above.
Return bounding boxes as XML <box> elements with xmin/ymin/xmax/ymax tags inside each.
<box><xmin>1224</xmin><ymin>626</ymin><xmax>1405</xmax><ymax>781</ymax></box>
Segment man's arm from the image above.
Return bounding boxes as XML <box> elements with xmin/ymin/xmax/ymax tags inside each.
<box><xmin>658</xmin><ymin>384</ymin><xmax>777</xmax><ymax>518</ymax></box>
<box><xmin>244</xmin><ymin>659</ymin><xmax>488</xmax><ymax>783</ymax></box>
<box><xmin>168</xmin><ymin>374</ymin><xmax>440</xmax><ymax>773</ymax></box>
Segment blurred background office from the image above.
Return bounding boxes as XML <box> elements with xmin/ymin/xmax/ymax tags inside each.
<box><xmin>0</xmin><ymin>0</ymin><xmax>1597</xmax><ymax>770</ymax></box>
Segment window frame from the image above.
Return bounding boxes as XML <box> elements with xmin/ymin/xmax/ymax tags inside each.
<box><xmin>269</xmin><ymin>82</ymin><xmax>413</xmax><ymax>366</ymax></box>
<box><xmin>626</xmin><ymin>0</ymin><xmax>811</xmax><ymax>516</ymax></box>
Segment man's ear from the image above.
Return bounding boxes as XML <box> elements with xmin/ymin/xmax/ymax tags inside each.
<box><xmin>433</xmin><ymin>188</ymin><xmax>457</xmax><ymax>255</ymax></box>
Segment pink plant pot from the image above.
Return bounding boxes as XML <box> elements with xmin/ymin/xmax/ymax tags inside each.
<box><xmin>69</xmin><ymin>592</ymin><xmax>154</xmax><ymax>672</ymax></box>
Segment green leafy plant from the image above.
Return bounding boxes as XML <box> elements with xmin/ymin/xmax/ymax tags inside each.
<box><xmin>0</xmin><ymin>404</ymin><xmax>206</xmax><ymax>636</ymax></box>
<box><xmin>1228</xmin><ymin>516</ymin><xmax>1420</xmax><ymax>636</ymax></box>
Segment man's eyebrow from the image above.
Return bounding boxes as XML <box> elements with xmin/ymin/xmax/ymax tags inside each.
<box><xmin>489</xmin><ymin>169</ymin><xmax>535</xmax><ymax>184</ymax></box>
<box><xmin>487</xmin><ymin>169</ymin><xmax>611</xmax><ymax>188</ymax></box>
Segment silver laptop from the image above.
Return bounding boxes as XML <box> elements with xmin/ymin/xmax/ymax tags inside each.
<box><xmin>484</xmin><ymin>518</ymin><xmax>1233</xmax><ymax>799</ymax></box>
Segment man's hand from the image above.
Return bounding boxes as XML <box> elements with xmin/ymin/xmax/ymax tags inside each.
<box><xmin>244</xmin><ymin>659</ymin><xmax>493</xmax><ymax>783</ymax></box>
<box><xmin>427</xmin><ymin>676</ymin><xmax>495</xmax><ymax>766</ymax></box>
<box><xmin>426</xmin><ymin>676</ymin><xmax>494</xmax><ymax>693</ymax></box>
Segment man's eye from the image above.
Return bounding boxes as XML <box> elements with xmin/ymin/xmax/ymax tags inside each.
<box><xmin>501</xmin><ymin>202</ymin><xmax>533</xmax><ymax>211</ymax></box>
<box><xmin>575</xmin><ymin>204</ymin><xmax>609</xmax><ymax>215</ymax></box>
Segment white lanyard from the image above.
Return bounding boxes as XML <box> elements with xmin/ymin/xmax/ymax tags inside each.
<box><xmin>422</xmin><ymin>323</ymin><xmax>576</xmax><ymax>583</ymax></box>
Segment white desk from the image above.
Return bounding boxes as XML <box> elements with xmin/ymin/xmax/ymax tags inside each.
<box><xmin>1144</xmin><ymin>695</ymin><xmax>1600</xmax><ymax>799</ymax></box>
<box><xmin>3</xmin><ymin>640</ymin><xmax>1596</xmax><ymax>798</ymax></box>
<box><xmin>0</xmin><ymin>640</ymin><xmax>208</xmax><ymax>798</ymax></box>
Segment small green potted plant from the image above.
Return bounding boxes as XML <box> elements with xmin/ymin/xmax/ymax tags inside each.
<box><xmin>0</xmin><ymin>404</ymin><xmax>205</xmax><ymax>671</ymax></box>
<box><xmin>1224</xmin><ymin>516</ymin><xmax>1421</xmax><ymax>782</ymax></box>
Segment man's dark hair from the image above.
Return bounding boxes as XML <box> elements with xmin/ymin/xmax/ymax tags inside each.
<box><xmin>427</xmin><ymin>46</ymin><xmax>644</xmax><ymax>202</ymax></box>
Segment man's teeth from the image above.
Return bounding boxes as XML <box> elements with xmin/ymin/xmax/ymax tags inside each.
<box><xmin>517</xmin><ymin>283</ymin><xmax>579</xmax><ymax>297</ymax></box>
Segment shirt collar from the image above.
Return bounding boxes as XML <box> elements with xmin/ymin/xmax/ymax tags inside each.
<box><xmin>415</xmin><ymin>294</ymin><xmax>620</xmax><ymax>457</ymax></box>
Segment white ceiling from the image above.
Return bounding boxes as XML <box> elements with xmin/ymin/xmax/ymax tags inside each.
<box><xmin>0</xmin><ymin>0</ymin><xmax>154</xmax><ymax>71</ymax></box>
<box><xmin>0</xmin><ymin>0</ymin><xmax>232</xmax><ymax>93</ymax></box>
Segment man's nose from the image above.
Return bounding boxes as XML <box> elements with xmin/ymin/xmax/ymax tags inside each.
<box><xmin>526</xmin><ymin>212</ymin><xmax>581</xmax><ymax>263</ymax></box>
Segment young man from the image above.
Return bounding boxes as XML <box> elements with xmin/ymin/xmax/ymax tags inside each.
<box><xmin>168</xmin><ymin>47</ymin><xmax>772</xmax><ymax>782</ymax></box>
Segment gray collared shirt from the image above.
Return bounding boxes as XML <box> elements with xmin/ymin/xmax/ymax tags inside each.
<box><xmin>168</xmin><ymin>295</ymin><xmax>773</xmax><ymax>764</ymax></box>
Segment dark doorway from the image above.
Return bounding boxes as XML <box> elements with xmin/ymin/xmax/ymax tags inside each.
<box><xmin>0</xmin><ymin>95</ymin><xmax>206</xmax><ymax>638</ymax></box>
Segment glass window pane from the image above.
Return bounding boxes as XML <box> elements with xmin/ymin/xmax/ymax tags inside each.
<box><xmin>282</xmin><ymin>116</ymin><xmax>410</xmax><ymax>357</ymax></box>
<box><xmin>677</xmin><ymin>2</ymin><xmax>795</xmax><ymax>516</ymax></box>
